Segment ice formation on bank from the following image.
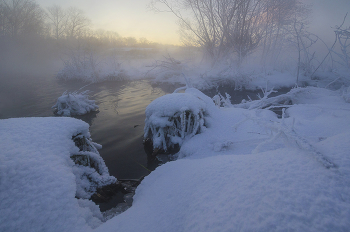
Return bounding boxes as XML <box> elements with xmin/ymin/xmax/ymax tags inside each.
<box><xmin>0</xmin><ymin>117</ymin><xmax>115</xmax><ymax>232</ymax></box>
<box><xmin>52</xmin><ymin>90</ymin><xmax>99</xmax><ymax>116</ymax></box>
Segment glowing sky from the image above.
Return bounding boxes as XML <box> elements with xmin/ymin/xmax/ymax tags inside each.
<box><xmin>36</xmin><ymin>0</ymin><xmax>350</xmax><ymax>45</ymax></box>
<box><xmin>36</xmin><ymin>0</ymin><xmax>180</xmax><ymax>44</ymax></box>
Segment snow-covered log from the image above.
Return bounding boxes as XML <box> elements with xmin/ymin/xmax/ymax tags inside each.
<box><xmin>235</xmin><ymin>87</ymin><xmax>305</xmax><ymax>110</ymax></box>
<box><xmin>52</xmin><ymin>90</ymin><xmax>99</xmax><ymax>116</ymax></box>
<box><xmin>144</xmin><ymin>88</ymin><xmax>212</xmax><ymax>153</ymax></box>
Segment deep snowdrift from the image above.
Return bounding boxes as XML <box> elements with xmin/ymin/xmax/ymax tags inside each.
<box><xmin>0</xmin><ymin>117</ymin><xmax>113</xmax><ymax>232</ymax></box>
<box><xmin>95</xmin><ymin>87</ymin><xmax>350</xmax><ymax>232</ymax></box>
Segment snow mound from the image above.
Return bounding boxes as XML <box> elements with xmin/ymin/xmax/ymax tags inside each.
<box><xmin>0</xmin><ymin>117</ymin><xmax>114</xmax><ymax>232</ymax></box>
<box><xmin>52</xmin><ymin>90</ymin><xmax>99</xmax><ymax>116</ymax></box>
<box><xmin>144</xmin><ymin>88</ymin><xmax>214</xmax><ymax>152</ymax></box>
<box><xmin>95</xmin><ymin>86</ymin><xmax>350</xmax><ymax>232</ymax></box>
<box><xmin>96</xmin><ymin>148</ymin><xmax>350</xmax><ymax>232</ymax></box>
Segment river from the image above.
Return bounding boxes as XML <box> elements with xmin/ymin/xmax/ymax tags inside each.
<box><xmin>0</xmin><ymin>69</ymin><xmax>290</xmax><ymax>181</ymax></box>
<box><xmin>0</xmin><ymin>70</ymin><xmax>177</xmax><ymax>180</ymax></box>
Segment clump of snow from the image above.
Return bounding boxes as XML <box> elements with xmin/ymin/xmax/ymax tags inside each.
<box><xmin>95</xmin><ymin>86</ymin><xmax>350</xmax><ymax>232</ymax></box>
<box><xmin>0</xmin><ymin>117</ymin><xmax>115</xmax><ymax>231</ymax></box>
<box><xmin>144</xmin><ymin>88</ymin><xmax>214</xmax><ymax>152</ymax></box>
<box><xmin>52</xmin><ymin>90</ymin><xmax>99</xmax><ymax>116</ymax></box>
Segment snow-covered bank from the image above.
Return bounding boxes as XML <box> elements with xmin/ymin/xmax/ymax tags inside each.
<box><xmin>95</xmin><ymin>87</ymin><xmax>350</xmax><ymax>231</ymax></box>
<box><xmin>0</xmin><ymin>117</ymin><xmax>113</xmax><ymax>232</ymax></box>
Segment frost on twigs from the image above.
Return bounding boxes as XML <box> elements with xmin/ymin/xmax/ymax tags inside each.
<box><xmin>146</xmin><ymin>54</ymin><xmax>189</xmax><ymax>81</ymax></box>
<box><xmin>71</xmin><ymin>133</ymin><xmax>116</xmax><ymax>199</ymax></box>
<box><xmin>56</xmin><ymin>48</ymin><xmax>124</xmax><ymax>82</ymax></box>
<box><xmin>52</xmin><ymin>90</ymin><xmax>99</xmax><ymax>116</ymax></box>
<box><xmin>144</xmin><ymin>90</ymin><xmax>208</xmax><ymax>155</ymax></box>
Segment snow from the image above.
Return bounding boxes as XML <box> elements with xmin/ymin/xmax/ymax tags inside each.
<box><xmin>0</xmin><ymin>117</ymin><xmax>113</xmax><ymax>232</ymax></box>
<box><xmin>52</xmin><ymin>90</ymin><xmax>99</xmax><ymax>116</ymax></box>
<box><xmin>144</xmin><ymin>88</ymin><xmax>209</xmax><ymax>151</ymax></box>
<box><xmin>95</xmin><ymin>86</ymin><xmax>350</xmax><ymax>232</ymax></box>
<box><xmin>2</xmin><ymin>82</ymin><xmax>350</xmax><ymax>231</ymax></box>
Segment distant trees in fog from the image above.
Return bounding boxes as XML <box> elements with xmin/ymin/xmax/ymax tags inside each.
<box><xmin>0</xmin><ymin>0</ymin><xmax>158</xmax><ymax>48</ymax></box>
<box><xmin>45</xmin><ymin>5</ymin><xmax>91</xmax><ymax>40</ymax></box>
<box><xmin>46</xmin><ymin>5</ymin><xmax>67</xmax><ymax>40</ymax></box>
<box><xmin>149</xmin><ymin>0</ymin><xmax>310</xmax><ymax>66</ymax></box>
<box><xmin>46</xmin><ymin>6</ymin><xmax>91</xmax><ymax>39</ymax></box>
<box><xmin>0</xmin><ymin>0</ymin><xmax>46</xmax><ymax>37</ymax></box>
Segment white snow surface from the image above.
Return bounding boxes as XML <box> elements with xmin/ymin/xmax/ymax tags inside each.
<box><xmin>0</xmin><ymin>117</ymin><xmax>104</xmax><ymax>232</ymax></box>
<box><xmin>96</xmin><ymin>86</ymin><xmax>350</xmax><ymax>232</ymax></box>
<box><xmin>144</xmin><ymin>88</ymin><xmax>218</xmax><ymax>151</ymax></box>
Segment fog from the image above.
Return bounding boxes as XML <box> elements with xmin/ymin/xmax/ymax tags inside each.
<box><xmin>0</xmin><ymin>0</ymin><xmax>349</xmax><ymax>85</ymax></box>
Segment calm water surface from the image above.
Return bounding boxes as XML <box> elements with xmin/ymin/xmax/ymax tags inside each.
<box><xmin>0</xmin><ymin>70</ymin><xmax>176</xmax><ymax>179</ymax></box>
<box><xmin>0</xmin><ymin>70</ymin><xmax>289</xmax><ymax>179</ymax></box>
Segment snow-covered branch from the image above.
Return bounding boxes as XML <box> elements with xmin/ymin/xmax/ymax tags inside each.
<box><xmin>52</xmin><ymin>90</ymin><xmax>98</xmax><ymax>116</ymax></box>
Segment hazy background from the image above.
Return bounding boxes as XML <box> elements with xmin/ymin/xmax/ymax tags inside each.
<box><xmin>33</xmin><ymin>0</ymin><xmax>350</xmax><ymax>45</ymax></box>
<box><xmin>1</xmin><ymin>0</ymin><xmax>350</xmax><ymax>83</ymax></box>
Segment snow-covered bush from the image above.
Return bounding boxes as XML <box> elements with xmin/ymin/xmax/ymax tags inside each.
<box><xmin>52</xmin><ymin>90</ymin><xmax>98</xmax><ymax>116</ymax></box>
<box><xmin>144</xmin><ymin>88</ymin><xmax>209</xmax><ymax>153</ymax></box>
<box><xmin>57</xmin><ymin>48</ymin><xmax>124</xmax><ymax>82</ymax></box>
<box><xmin>146</xmin><ymin>54</ymin><xmax>190</xmax><ymax>81</ymax></box>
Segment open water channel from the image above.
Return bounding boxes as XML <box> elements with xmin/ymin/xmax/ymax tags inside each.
<box><xmin>0</xmin><ymin>69</ymin><xmax>288</xmax><ymax>182</ymax></box>
<box><xmin>0</xmin><ymin>70</ymin><xmax>180</xmax><ymax>180</ymax></box>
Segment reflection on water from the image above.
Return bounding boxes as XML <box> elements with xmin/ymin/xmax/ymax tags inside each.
<box><xmin>2</xmin><ymin>71</ymin><xmax>284</xmax><ymax>180</ymax></box>
<box><xmin>0</xmin><ymin>71</ymin><xmax>171</xmax><ymax>180</ymax></box>
<box><xmin>87</xmin><ymin>81</ymin><xmax>168</xmax><ymax>179</ymax></box>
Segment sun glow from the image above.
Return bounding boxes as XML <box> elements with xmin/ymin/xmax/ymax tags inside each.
<box><xmin>36</xmin><ymin>0</ymin><xmax>181</xmax><ymax>45</ymax></box>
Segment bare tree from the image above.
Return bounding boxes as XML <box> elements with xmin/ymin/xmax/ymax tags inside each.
<box><xmin>0</xmin><ymin>3</ymin><xmax>5</xmax><ymax>36</ymax></box>
<box><xmin>260</xmin><ymin>0</ymin><xmax>301</xmax><ymax>65</ymax></box>
<box><xmin>0</xmin><ymin>0</ymin><xmax>45</xmax><ymax>37</ymax></box>
<box><xmin>332</xmin><ymin>14</ymin><xmax>350</xmax><ymax>70</ymax></box>
<box><xmin>65</xmin><ymin>7</ymin><xmax>90</xmax><ymax>39</ymax></box>
<box><xmin>46</xmin><ymin>5</ymin><xmax>67</xmax><ymax>40</ymax></box>
<box><xmin>150</xmin><ymin>0</ymin><xmax>305</xmax><ymax>66</ymax></box>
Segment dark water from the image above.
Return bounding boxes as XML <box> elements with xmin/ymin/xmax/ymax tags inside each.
<box><xmin>0</xmin><ymin>70</ymin><xmax>176</xmax><ymax>180</ymax></box>
<box><xmin>0</xmin><ymin>70</ymin><xmax>290</xmax><ymax>180</ymax></box>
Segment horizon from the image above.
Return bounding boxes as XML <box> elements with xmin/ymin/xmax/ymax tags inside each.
<box><xmin>35</xmin><ymin>0</ymin><xmax>350</xmax><ymax>46</ymax></box>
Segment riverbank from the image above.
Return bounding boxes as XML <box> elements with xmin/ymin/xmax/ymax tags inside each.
<box><xmin>95</xmin><ymin>86</ymin><xmax>350</xmax><ymax>232</ymax></box>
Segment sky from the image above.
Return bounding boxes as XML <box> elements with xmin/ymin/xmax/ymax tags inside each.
<box><xmin>36</xmin><ymin>0</ymin><xmax>350</xmax><ymax>45</ymax></box>
<box><xmin>36</xmin><ymin>0</ymin><xmax>180</xmax><ymax>45</ymax></box>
